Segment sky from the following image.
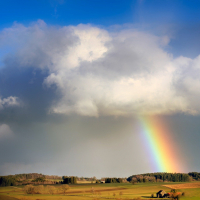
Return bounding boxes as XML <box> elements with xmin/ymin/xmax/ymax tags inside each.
<box><xmin>0</xmin><ymin>0</ymin><xmax>200</xmax><ymax>178</ymax></box>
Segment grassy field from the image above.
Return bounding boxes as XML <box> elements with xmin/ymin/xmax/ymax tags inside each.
<box><xmin>77</xmin><ymin>180</ymin><xmax>93</xmax><ymax>184</ymax></box>
<box><xmin>0</xmin><ymin>182</ymin><xmax>200</xmax><ymax>200</ymax></box>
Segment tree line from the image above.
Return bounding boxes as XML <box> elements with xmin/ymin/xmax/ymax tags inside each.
<box><xmin>188</xmin><ymin>172</ymin><xmax>200</xmax><ymax>180</ymax></box>
<box><xmin>127</xmin><ymin>172</ymin><xmax>191</xmax><ymax>183</ymax></box>
<box><xmin>15</xmin><ymin>173</ymin><xmax>45</xmax><ymax>180</ymax></box>
<box><xmin>1</xmin><ymin>172</ymin><xmax>200</xmax><ymax>187</ymax></box>
<box><xmin>62</xmin><ymin>176</ymin><xmax>77</xmax><ymax>184</ymax></box>
<box><xmin>0</xmin><ymin>176</ymin><xmax>17</xmax><ymax>186</ymax></box>
<box><xmin>104</xmin><ymin>178</ymin><xmax>123</xmax><ymax>183</ymax></box>
<box><xmin>12</xmin><ymin>173</ymin><xmax>62</xmax><ymax>180</ymax></box>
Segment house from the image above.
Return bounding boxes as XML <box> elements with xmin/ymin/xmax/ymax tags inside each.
<box><xmin>156</xmin><ymin>190</ymin><xmax>168</xmax><ymax>198</ymax></box>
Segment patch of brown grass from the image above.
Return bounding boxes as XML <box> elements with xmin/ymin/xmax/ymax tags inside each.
<box><xmin>163</xmin><ymin>182</ymin><xmax>200</xmax><ymax>189</ymax></box>
<box><xmin>67</xmin><ymin>187</ymin><xmax>126</xmax><ymax>194</ymax></box>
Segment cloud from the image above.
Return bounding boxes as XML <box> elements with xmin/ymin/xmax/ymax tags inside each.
<box><xmin>1</xmin><ymin>20</ymin><xmax>200</xmax><ymax>117</ymax></box>
<box><xmin>0</xmin><ymin>20</ymin><xmax>199</xmax><ymax>177</ymax></box>
<box><xmin>0</xmin><ymin>96</ymin><xmax>21</xmax><ymax>109</ymax></box>
<box><xmin>0</xmin><ymin>124</ymin><xmax>13</xmax><ymax>139</ymax></box>
<box><xmin>173</xmin><ymin>55</ymin><xmax>200</xmax><ymax>114</ymax></box>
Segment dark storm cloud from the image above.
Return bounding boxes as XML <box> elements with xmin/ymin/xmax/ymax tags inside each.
<box><xmin>0</xmin><ymin>66</ymin><xmax>57</xmax><ymax>124</ymax></box>
<box><xmin>0</xmin><ymin>20</ymin><xmax>79</xmax><ymax>123</ymax></box>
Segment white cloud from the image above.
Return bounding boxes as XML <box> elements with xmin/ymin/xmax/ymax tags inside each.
<box><xmin>0</xmin><ymin>96</ymin><xmax>21</xmax><ymax>109</ymax></box>
<box><xmin>1</xmin><ymin>21</ymin><xmax>200</xmax><ymax>116</ymax></box>
<box><xmin>43</xmin><ymin>25</ymin><xmax>188</xmax><ymax>116</ymax></box>
<box><xmin>0</xmin><ymin>124</ymin><xmax>13</xmax><ymax>139</ymax></box>
<box><xmin>173</xmin><ymin>55</ymin><xmax>200</xmax><ymax>114</ymax></box>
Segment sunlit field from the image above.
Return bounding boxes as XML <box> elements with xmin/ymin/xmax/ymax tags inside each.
<box><xmin>1</xmin><ymin>182</ymin><xmax>200</xmax><ymax>200</ymax></box>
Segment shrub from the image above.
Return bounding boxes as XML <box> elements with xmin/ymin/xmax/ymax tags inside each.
<box><xmin>23</xmin><ymin>185</ymin><xmax>35</xmax><ymax>194</ymax></box>
<box><xmin>34</xmin><ymin>185</ymin><xmax>44</xmax><ymax>194</ymax></box>
<box><xmin>61</xmin><ymin>184</ymin><xmax>70</xmax><ymax>195</ymax></box>
<box><xmin>46</xmin><ymin>185</ymin><xmax>56</xmax><ymax>195</ymax></box>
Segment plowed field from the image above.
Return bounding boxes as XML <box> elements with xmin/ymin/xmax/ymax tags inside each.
<box><xmin>163</xmin><ymin>182</ymin><xmax>200</xmax><ymax>189</ymax></box>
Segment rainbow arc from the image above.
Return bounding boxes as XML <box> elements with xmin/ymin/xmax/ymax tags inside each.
<box><xmin>139</xmin><ymin>116</ymin><xmax>183</xmax><ymax>173</ymax></box>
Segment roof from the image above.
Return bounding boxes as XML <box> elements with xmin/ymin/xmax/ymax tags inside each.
<box><xmin>157</xmin><ymin>190</ymin><xmax>166</xmax><ymax>194</ymax></box>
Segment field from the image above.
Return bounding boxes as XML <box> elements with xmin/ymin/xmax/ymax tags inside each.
<box><xmin>163</xmin><ymin>182</ymin><xmax>200</xmax><ymax>189</ymax></box>
<box><xmin>1</xmin><ymin>182</ymin><xmax>200</xmax><ymax>200</ymax></box>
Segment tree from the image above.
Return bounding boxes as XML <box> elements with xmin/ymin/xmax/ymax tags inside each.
<box><xmin>0</xmin><ymin>176</ymin><xmax>16</xmax><ymax>186</ymax></box>
<box><xmin>23</xmin><ymin>185</ymin><xmax>35</xmax><ymax>194</ymax></box>
<box><xmin>47</xmin><ymin>186</ymin><xmax>56</xmax><ymax>195</ymax></box>
<box><xmin>61</xmin><ymin>184</ymin><xmax>70</xmax><ymax>195</ymax></box>
<box><xmin>32</xmin><ymin>177</ymin><xmax>46</xmax><ymax>183</ymax></box>
<box><xmin>62</xmin><ymin>176</ymin><xmax>77</xmax><ymax>184</ymax></box>
<box><xmin>131</xmin><ymin>177</ymin><xmax>137</xmax><ymax>184</ymax></box>
<box><xmin>35</xmin><ymin>185</ymin><xmax>44</xmax><ymax>194</ymax></box>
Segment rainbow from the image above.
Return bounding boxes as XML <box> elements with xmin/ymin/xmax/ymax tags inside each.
<box><xmin>139</xmin><ymin>115</ymin><xmax>184</xmax><ymax>173</ymax></box>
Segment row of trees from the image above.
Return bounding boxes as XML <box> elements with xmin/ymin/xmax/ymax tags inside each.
<box><xmin>0</xmin><ymin>176</ymin><xmax>17</xmax><ymax>186</ymax></box>
<box><xmin>31</xmin><ymin>177</ymin><xmax>46</xmax><ymax>183</ymax></box>
<box><xmin>105</xmin><ymin>178</ymin><xmax>123</xmax><ymax>183</ymax></box>
<box><xmin>78</xmin><ymin>176</ymin><xmax>97</xmax><ymax>182</ymax></box>
<box><xmin>1</xmin><ymin>172</ymin><xmax>199</xmax><ymax>187</ymax></box>
<box><xmin>7</xmin><ymin>173</ymin><xmax>62</xmax><ymax>181</ymax></box>
<box><xmin>188</xmin><ymin>172</ymin><xmax>200</xmax><ymax>180</ymax></box>
<box><xmin>45</xmin><ymin>175</ymin><xmax>62</xmax><ymax>180</ymax></box>
<box><xmin>15</xmin><ymin>173</ymin><xmax>45</xmax><ymax>180</ymax></box>
<box><xmin>127</xmin><ymin>172</ymin><xmax>191</xmax><ymax>183</ymax></box>
<box><xmin>62</xmin><ymin>176</ymin><xmax>77</xmax><ymax>184</ymax></box>
<box><xmin>0</xmin><ymin>173</ymin><xmax>62</xmax><ymax>186</ymax></box>
<box><xmin>0</xmin><ymin>175</ymin><xmax>60</xmax><ymax>186</ymax></box>
<box><xmin>23</xmin><ymin>184</ymin><xmax>70</xmax><ymax>195</ymax></box>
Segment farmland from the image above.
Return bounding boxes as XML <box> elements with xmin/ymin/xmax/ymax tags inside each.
<box><xmin>1</xmin><ymin>182</ymin><xmax>200</xmax><ymax>200</ymax></box>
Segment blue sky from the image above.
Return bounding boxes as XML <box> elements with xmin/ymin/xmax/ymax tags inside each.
<box><xmin>1</xmin><ymin>0</ymin><xmax>200</xmax><ymax>177</ymax></box>
<box><xmin>1</xmin><ymin>0</ymin><xmax>200</xmax><ymax>27</ymax></box>
<box><xmin>1</xmin><ymin>0</ymin><xmax>200</xmax><ymax>59</ymax></box>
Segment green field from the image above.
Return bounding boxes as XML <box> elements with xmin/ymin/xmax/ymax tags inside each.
<box><xmin>0</xmin><ymin>182</ymin><xmax>200</xmax><ymax>200</ymax></box>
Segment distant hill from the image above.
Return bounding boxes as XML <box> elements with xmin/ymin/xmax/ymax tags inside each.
<box><xmin>0</xmin><ymin>173</ymin><xmax>62</xmax><ymax>186</ymax></box>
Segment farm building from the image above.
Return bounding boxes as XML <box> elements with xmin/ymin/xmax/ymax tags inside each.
<box><xmin>156</xmin><ymin>190</ymin><xmax>168</xmax><ymax>198</ymax></box>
